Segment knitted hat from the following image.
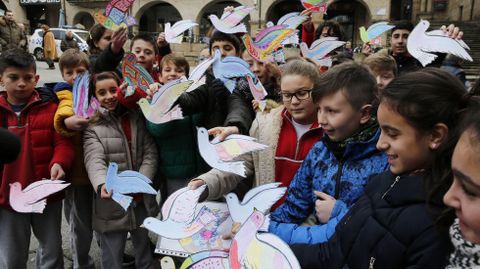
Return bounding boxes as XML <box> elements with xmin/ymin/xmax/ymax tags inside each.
<box><xmin>208</xmin><ymin>30</ymin><xmax>242</xmax><ymax>54</ymax></box>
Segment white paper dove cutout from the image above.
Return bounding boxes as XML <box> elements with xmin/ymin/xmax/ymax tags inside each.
<box><xmin>225</xmin><ymin>182</ymin><xmax>286</xmax><ymax>227</ymax></box>
<box><xmin>186</xmin><ymin>56</ymin><xmax>216</xmax><ymax>92</ymax></box>
<box><xmin>300</xmin><ymin>37</ymin><xmax>346</xmax><ymax>67</ymax></box>
<box><xmin>197</xmin><ymin>127</ymin><xmax>268</xmax><ymax>177</ymax></box>
<box><xmin>359</xmin><ymin>21</ymin><xmax>394</xmax><ymax>43</ymax></box>
<box><xmin>105</xmin><ymin>162</ymin><xmax>157</xmax><ymax>211</ymax></box>
<box><xmin>139</xmin><ymin>79</ymin><xmax>193</xmax><ymax>124</ymax></box>
<box><xmin>407</xmin><ymin>20</ymin><xmax>473</xmax><ymax>67</ymax></box>
<box><xmin>143</xmin><ymin>185</ymin><xmax>218</xmax><ymax>240</ymax></box>
<box><xmin>165</xmin><ymin>20</ymin><xmax>198</xmax><ymax>44</ymax></box>
<box><xmin>211</xmin><ymin>49</ymin><xmax>255</xmax><ymax>92</ymax></box>
<box><xmin>209</xmin><ymin>6</ymin><xmax>254</xmax><ymax>34</ymax></box>
<box><xmin>246</xmin><ymin>74</ymin><xmax>268</xmax><ymax>112</ymax></box>
<box><xmin>230</xmin><ymin>210</ymin><xmax>301</xmax><ymax>269</ymax></box>
<box><xmin>9</xmin><ymin>180</ymin><xmax>70</xmax><ymax>213</ymax></box>
<box><xmin>266</xmin><ymin>12</ymin><xmax>308</xmax><ymax>45</ymax></box>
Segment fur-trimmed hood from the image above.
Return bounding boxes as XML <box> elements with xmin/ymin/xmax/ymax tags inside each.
<box><xmin>0</xmin><ymin>16</ymin><xmax>17</xmax><ymax>27</ymax></box>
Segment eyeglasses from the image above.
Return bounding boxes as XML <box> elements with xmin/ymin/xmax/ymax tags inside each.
<box><xmin>281</xmin><ymin>89</ymin><xmax>312</xmax><ymax>102</ymax></box>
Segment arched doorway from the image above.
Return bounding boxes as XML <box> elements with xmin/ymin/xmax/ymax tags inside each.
<box><xmin>390</xmin><ymin>0</ymin><xmax>412</xmax><ymax>21</ymax></box>
<box><xmin>265</xmin><ymin>0</ymin><xmax>304</xmax><ymax>25</ymax></box>
<box><xmin>137</xmin><ymin>2</ymin><xmax>182</xmax><ymax>36</ymax></box>
<box><xmin>196</xmin><ymin>1</ymin><xmax>248</xmax><ymax>44</ymax></box>
<box><xmin>325</xmin><ymin>0</ymin><xmax>370</xmax><ymax>45</ymax></box>
<box><xmin>73</xmin><ymin>12</ymin><xmax>94</xmax><ymax>30</ymax></box>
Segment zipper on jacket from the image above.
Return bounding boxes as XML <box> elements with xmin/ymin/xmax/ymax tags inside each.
<box><xmin>381</xmin><ymin>176</ymin><xmax>400</xmax><ymax>200</ymax></box>
<box><xmin>369</xmin><ymin>257</ymin><xmax>376</xmax><ymax>269</ymax></box>
<box><xmin>334</xmin><ymin>160</ymin><xmax>344</xmax><ymax>199</ymax></box>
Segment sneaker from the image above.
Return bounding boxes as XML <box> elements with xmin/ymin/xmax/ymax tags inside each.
<box><xmin>122</xmin><ymin>253</ymin><xmax>135</xmax><ymax>267</ymax></box>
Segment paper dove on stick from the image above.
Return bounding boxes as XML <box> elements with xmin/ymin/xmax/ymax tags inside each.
<box><xmin>142</xmin><ymin>185</ymin><xmax>218</xmax><ymax>240</ymax></box>
<box><xmin>407</xmin><ymin>20</ymin><xmax>473</xmax><ymax>67</ymax></box>
<box><xmin>138</xmin><ymin>78</ymin><xmax>193</xmax><ymax>124</ymax></box>
<box><xmin>196</xmin><ymin>127</ymin><xmax>268</xmax><ymax>177</ymax></box>
<box><xmin>209</xmin><ymin>6</ymin><xmax>254</xmax><ymax>34</ymax></box>
<box><xmin>165</xmin><ymin>20</ymin><xmax>198</xmax><ymax>44</ymax></box>
<box><xmin>105</xmin><ymin>162</ymin><xmax>157</xmax><ymax>211</ymax></box>
<box><xmin>300</xmin><ymin>37</ymin><xmax>346</xmax><ymax>67</ymax></box>
<box><xmin>9</xmin><ymin>180</ymin><xmax>70</xmax><ymax>213</ymax></box>
<box><xmin>359</xmin><ymin>21</ymin><xmax>394</xmax><ymax>43</ymax></box>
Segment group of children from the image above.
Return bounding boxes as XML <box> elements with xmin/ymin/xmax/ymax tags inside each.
<box><xmin>0</xmin><ymin>10</ymin><xmax>479</xmax><ymax>269</ymax></box>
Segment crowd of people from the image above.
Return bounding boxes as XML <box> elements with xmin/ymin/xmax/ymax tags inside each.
<box><xmin>0</xmin><ymin>5</ymin><xmax>480</xmax><ymax>269</ymax></box>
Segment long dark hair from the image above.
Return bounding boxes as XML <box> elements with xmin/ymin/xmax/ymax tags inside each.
<box><xmin>87</xmin><ymin>24</ymin><xmax>107</xmax><ymax>55</ymax></box>
<box><xmin>88</xmin><ymin>71</ymin><xmax>121</xmax><ymax>100</ymax></box>
<box><xmin>380</xmin><ymin>68</ymin><xmax>471</xmax><ymax>228</ymax></box>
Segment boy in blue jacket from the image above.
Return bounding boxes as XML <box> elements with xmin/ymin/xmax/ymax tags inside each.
<box><xmin>268</xmin><ymin>62</ymin><xmax>388</xmax><ymax>244</ymax></box>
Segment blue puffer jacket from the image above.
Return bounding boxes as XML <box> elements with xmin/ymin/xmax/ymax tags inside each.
<box><xmin>269</xmin><ymin>128</ymin><xmax>388</xmax><ymax>244</ymax></box>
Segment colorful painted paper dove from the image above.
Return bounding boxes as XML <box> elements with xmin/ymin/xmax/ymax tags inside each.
<box><xmin>300</xmin><ymin>37</ymin><xmax>345</xmax><ymax>67</ymax></box>
<box><xmin>245</xmin><ymin>74</ymin><xmax>268</xmax><ymax>112</ymax></box>
<box><xmin>301</xmin><ymin>0</ymin><xmax>331</xmax><ymax>14</ymax></box>
<box><xmin>72</xmin><ymin>72</ymin><xmax>100</xmax><ymax>118</ymax></box>
<box><xmin>209</xmin><ymin>6</ymin><xmax>254</xmax><ymax>34</ymax></box>
<box><xmin>359</xmin><ymin>21</ymin><xmax>394</xmax><ymax>43</ymax></box>
<box><xmin>105</xmin><ymin>162</ymin><xmax>157</xmax><ymax>211</ymax></box>
<box><xmin>9</xmin><ymin>180</ymin><xmax>71</xmax><ymax>213</ymax></box>
<box><xmin>179</xmin><ymin>250</ymin><xmax>230</xmax><ymax>269</ymax></box>
<box><xmin>138</xmin><ymin>78</ymin><xmax>193</xmax><ymax>124</ymax></box>
<box><xmin>242</xmin><ymin>24</ymin><xmax>295</xmax><ymax>62</ymax></box>
<box><xmin>143</xmin><ymin>185</ymin><xmax>217</xmax><ymax>240</ymax></box>
<box><xmin>122</xmin><ymin>53</ymin><xmax>155</xmax><ymax>97</ymax></box>
<box><xmin>197</xmin><ymin>127</ymin><xmax>268</xmax><ymax>177</ymax></box>
<box><xmin>165</xmin><ymin>20</ymin><xmax>198</xmax><ymax>44</ymax></box>
<box><xmin>407</xmin><ymin>20</ymin><xmax>472</xmax><ymax>67</ymax></box>
<box><xmin>94</xmin><ymin>0</ymin><xmax>136</xmax><ymax>30</ymax></box>
<box><xmin>211</xmin><ymin>49</ymin><xmax>255</xmax><ymax>92</ymax></box>
<box><xmin>266</xmin><ymin>12</ymin><xmax>308</xmax><ymax>45</ymax></box>
<box><xmin>186</xmin><ymin>56</ymin><xmax>216</xmax><ymax>92</ymax></box>
<box><xmin>230</xmin><ymin>210</ymin><xmax>301</xmax><ymax>269</ymax></box>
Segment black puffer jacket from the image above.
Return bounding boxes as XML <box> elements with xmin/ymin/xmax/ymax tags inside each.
<box><xmin>291</xmin><ymin>170</ymin><xmax>452</xmax><ymax>269</ymax></box>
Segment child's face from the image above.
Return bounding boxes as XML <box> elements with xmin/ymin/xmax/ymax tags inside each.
<box><xmin>95</xmin><ymin>78</ymin><xmax>118</xmax><ymax>111</ymax></box>
<box><xmin>317</xmin><ymin>90</ymin><xmax>369</xmax><ymax>141</ymax></box>
<box><xmin>62</xmin><ymin>64</ymin><xmax>88</xmax><ymax>85</ymax></box>
<box><xmin>376</xmin><ymin>102</ymin><xmax>432</xmax><ymax>175</ymax></box>
<box><xmin>211</xmin><ymin>40</ymin><xmax>237</xmax><ymax>58</ymax></box>
<box><xmin>444</xmin><ymin>129</ymin><xmax>480</xmax><ymax>244</ymax></box>
<box><xmin>95</xmin><ymin>29</ymin><xmax>113</xmax><ymax>51</ymax></box>
<box><xmin>131</xmin><ymin>39</ymin><xmax>156</xmax><ymax>72</ymax></box>
<box><xmin>242</xmin><ymin>50</ymin><xmax>269</xmax><ymax>84</ymax></box>
<box><xmin>390</xmin><ymin>29</ymin><xmax>410</xmax><ymax>56</ymax></box>
<box><xmin>161</xmin><ymin>61</ymin><xmax>186</xmax><ymax>83</ymax></box>
<box><xmin>375</xmin><ymin>70</ymin><xmax>395</xmax><ymax>92</ymax></box>
<box><xmin>0</xmin><ymin>67</ymin><xmax>39</xmax><ymax>105</ymax></box>
<box><xmin>280</xmin><ymin>74</ymin><xmax>317</xmax><ymax>125</ymax></box>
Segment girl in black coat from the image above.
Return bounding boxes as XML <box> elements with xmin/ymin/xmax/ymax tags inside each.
<box><xmin>291</xmin><ymin>68</ymin><xmax>471</xmax><ymax>269</ymax></box>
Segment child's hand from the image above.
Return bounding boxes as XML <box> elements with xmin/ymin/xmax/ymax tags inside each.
<box><xmin>188</xmin><ymin>179</ymin><xmax>206</xmax><ymax>190</ymax></box>
<box><xmin>314</xmin><ymin>191</ymin><xmax>336</xmax><ymax>223</ymax></box>
<box><xmin>252</xmin><ymin>99</ymin><xmax>260</xmax><ymax>112</ymax></box>
<box><xmin>223</xmin><ymin>6</ymin><xmax>235</xmax><ymax>14</ymax></box>
<box><xmin>361</xmin><ymin>43</ymin><xmax>372</xmax><ymax>56</ymax></box>
<box><xmin>64</xmin><ymin>115</ymin><xmax>89</xmax><ymax>131</ymax></box>
<box><xmin>157</xmin><ymin>32</ymin><xmax>167</xmax><ymax>46</ymax></box>
<box><xmin>208</xmin><ymin>126</ymin><xmax>239</xmax><ymax>142</ymax></box>
<box><xmin>147</xmin><ymin>83</ymin><xmax>161</xmax><ymax>99</ymax></box>
<box><xmin>119</xmin><ymin>81</ymin><xmax>129</xmax><ymax>95</ymax></box>
<box><xmin>222</xmin><ymin>222</ymin><xmax>242</xmax><ymax>240</ymax></box>
<box><xmin>441</xmin><ymin>24</ymin><xmax>463</xmax><ymax>39</ymax></box>
<box><xmin>50</xmin><ymin>163</ymin><xmax>65</xmax><ymax>180</ymax></box>
<box><xmin>100</xmin><ymin>184</ymin><xmax>113</xmax><ymax>199</ymax></box>
<box><xmin>300</xmin><ymin>9</ymin><xmax>314</xmax><ymax>32</ymax></box>
<box><xmin>111</xmin><ymin>27</ymin><xmax>128</xmax><ymax>55</ymax></box>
